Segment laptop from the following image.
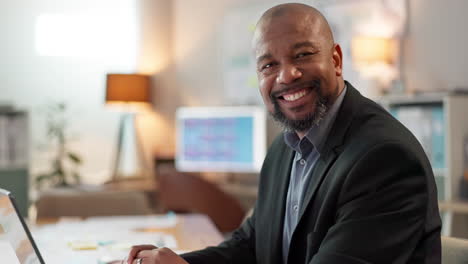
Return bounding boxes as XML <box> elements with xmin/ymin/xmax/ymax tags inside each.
<box><xmin>0</xmin><ymin>188</ymin><xmax>45</xmax><ymax>264</ymax></box>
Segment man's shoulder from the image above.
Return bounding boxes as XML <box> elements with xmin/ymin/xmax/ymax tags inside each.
<box><xmin>341</xmin><ymin>106</ymin><xmax>428</xmax><ymax>168</ymax></box>
<box><xmin>340</xmin><ymin>86</ymin><xmax>424</xmax><ymax>154</ymax></box>
<box><xmin>342</xmin><ymin>86</ymin><xmax>403</xmax><ymax>134</ymax></box>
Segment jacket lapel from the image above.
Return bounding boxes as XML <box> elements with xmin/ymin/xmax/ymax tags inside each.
<box><xmin>298</xmin><ymin>82</ymin><xmax>360</xmax><ymax>221</ymax></box>
<box><xmin>298</xmin><ymin>149</ymin><xmax>338</xmax><ymax>220</ymax></box>
<box><xmin>269</xmin><ymin>145</ymin><xmax>295</xmax><ymax>264</ymax></box>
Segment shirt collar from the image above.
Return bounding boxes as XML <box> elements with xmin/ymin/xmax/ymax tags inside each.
<box><xmin>284</xmin><ymin>84</ymin><xmax>348</xmax><ymax>156</ymax></box>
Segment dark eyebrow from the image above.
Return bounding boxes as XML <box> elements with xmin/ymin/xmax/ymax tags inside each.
<box><xmin>256</xmin><ymin>41</ymin><xmax>316</xmax><ymax>65</ymax></box>
<box><xmin>293</xmin><ymin>41</ymin><xmax>316</xmax><ymax>50</ymax></box>
<box><xmin>256</xmin><ymin>53</ymin><xmax>273</xmax><ymax>65</ymax></box>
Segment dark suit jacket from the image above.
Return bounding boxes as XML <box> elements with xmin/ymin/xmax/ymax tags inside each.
<box><xmin>182</xmin><ymin>82</ymin><xmax>441</xmax><ymax>264</ymax></box>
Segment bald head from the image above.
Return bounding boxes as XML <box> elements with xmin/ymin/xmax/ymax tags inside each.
<box><xmin>253</xmin><ymin>3</ymin><xmax>334</xmax><ymax>49</ymax></box>
<box><xmin>252</xmin><ymin>3</ymin><xmax>345</xmax><ymax>134</ymax></box>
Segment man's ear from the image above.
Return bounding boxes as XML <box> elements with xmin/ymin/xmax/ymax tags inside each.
<box><xmin>332</xmin><ymin>43</ymin><xmax>343</xmax><ymax>77</ymax></box>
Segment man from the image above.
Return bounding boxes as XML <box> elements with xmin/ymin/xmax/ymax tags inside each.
<box><xmin>126</xmin><ymin>3</ymin><xmax>441</xmax><ymax>264</ymax></box>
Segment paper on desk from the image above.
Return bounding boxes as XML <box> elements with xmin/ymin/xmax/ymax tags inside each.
<box><xmin>0</xmin><ymin>241</ymin><xmax>21</xmax><ymax>264</ymax></box>
<box><xmin>84</xmin><ymin>214</ymin><xmax>178</xmax><ymax>229</ymax></box>
<box><xmin>32</xmin><ymin>215</ymin><xmax>178</xmax><ymax>264</ymax></box>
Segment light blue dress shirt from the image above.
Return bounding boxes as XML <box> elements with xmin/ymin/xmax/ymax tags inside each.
<box><xmin>282</xmin><ymin>85</ymin><xmax>347</xmax><ymax>263</ymax></box>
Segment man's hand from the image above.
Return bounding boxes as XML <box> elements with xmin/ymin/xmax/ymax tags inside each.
<box><xmin>126</xmin><ymin>245</ymin><xmax>189</xmax><ymax>264</ymax></box>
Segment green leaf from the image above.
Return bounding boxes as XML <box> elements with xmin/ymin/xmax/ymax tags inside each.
<box><xmin>35</xmin><ymin>174</ymin><xmax>53</xmax><ymax>183</ymax></box>
<box><xmin>67</xmin><ymin>152</ymin><xmax>82</xmax><ymax>164</ymax></box>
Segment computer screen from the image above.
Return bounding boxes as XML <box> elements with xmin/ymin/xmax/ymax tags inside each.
<box><xmin>0</xmin><ymin>189</ymin><xmax>44</xmax><ymax>264</ymax></box>
<box><xmin>175</xmin><ymin>106</ymin><xmax>266</xmax><ymax>173</ymax></box>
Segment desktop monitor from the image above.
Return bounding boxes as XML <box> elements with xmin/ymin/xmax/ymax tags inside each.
<box><xmin>175</xmin><ymin>106</ymin><xmax>266</xmax><ymax>173</ymax></box>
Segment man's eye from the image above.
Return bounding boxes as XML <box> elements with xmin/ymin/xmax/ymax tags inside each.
<box><xmin>296</xmin><ymin>52</ymin><xmax>313</xmax><ymax>58</ymax></box>
<box><xmin>261</xmin><ymin>63</ymin><xmax>274</xmax><ymax>71</ymax></box>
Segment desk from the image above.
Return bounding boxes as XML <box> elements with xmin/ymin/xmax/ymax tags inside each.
<box><xmin>33</xmin><ymin>214</ymin><xmax>223</xmax><ymax>264</ymax></box>
<box><xmin>440</xmin><ymin>201</ymin><xmax>468</xmax><ymax>214</ymax></box>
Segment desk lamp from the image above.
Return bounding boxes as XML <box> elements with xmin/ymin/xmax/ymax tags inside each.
<box><xmin>105</xmin><ymin>73</ymin><xmax>151</xmax><ymax>181</ymax></box>
<box><xmin>351</xmin><ymin>36</ymin><xmax>397</xmax><ymax>96</ymax></box>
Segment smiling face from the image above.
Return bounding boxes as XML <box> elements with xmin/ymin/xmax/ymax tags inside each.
<box><xmin>253</xmin><ymin>5</ymin><xmax>344</xmax><ymax>134</ymax></box>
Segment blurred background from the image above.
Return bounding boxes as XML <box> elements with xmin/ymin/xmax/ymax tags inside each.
<box><xmin>1</xmin><ymin>0</ymin><xmax>468</xmax><ymax>239</ymax></box>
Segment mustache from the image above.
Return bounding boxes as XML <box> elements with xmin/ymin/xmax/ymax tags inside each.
<box><xmin>270</xmin><ymin>80</ymin><xmax>321</xmax><ymax>99</ymax></box>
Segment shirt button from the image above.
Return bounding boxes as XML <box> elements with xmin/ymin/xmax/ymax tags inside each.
<box><xmin>300</xmin><ymin>159</ymin><xmax>306</xmax><ymax>165</ymax></box>
<box><xmin>293</xmin><ymin>205</ymin><xmax>299</xmax><ymax>211</ymax></box>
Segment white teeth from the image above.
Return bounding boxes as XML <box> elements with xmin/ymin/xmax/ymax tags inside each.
<box><xmin>283</xmin><ymin>90</ymin><xmax>307</xmax><ymax>101</ymax></box>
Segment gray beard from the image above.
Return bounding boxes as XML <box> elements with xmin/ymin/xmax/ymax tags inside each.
<box><xmin>270</xmin><ymin>95</ymin><xmax>329</xmax><ymax>133</ymax></box>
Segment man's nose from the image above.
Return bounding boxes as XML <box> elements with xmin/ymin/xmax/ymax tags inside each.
<box><xmin>276</xmin><ymin>64</ymin><xmax>302</xmax><ymax>84</ymax></box>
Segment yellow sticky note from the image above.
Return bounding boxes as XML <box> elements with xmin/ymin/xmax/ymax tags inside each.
<box><xmin>68</xmin><ymin>241</ymin><xmax>98</xmax><ymax>251</ymax></box>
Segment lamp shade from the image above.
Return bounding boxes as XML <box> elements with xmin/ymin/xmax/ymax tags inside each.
<box><xmin>106</xmin><ymin>74</ymin><xmax>151</xmax><ymax>103</ymax></box>
<box><xmin>351</xmin><ymin>36</ymin><xmax>395</xmax><ymax>65</ymax></box>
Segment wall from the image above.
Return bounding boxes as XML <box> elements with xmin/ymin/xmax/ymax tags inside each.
<box><xmin>134</xmin><ymin>0</ymin><xmax>174</xmax><ymax>170</ymax></box>
<box><xmin>0</xmin><ymin>0</ymin><xmax>172</xmax><ymax>184</ymax></box>
<box><xmin>404</xmin><ymin>0</ymin><xmax>468</xmax><ymax>92</ymax></box>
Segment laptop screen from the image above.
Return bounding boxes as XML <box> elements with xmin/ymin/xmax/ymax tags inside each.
<box><xmin>0</xmin><ymin>189</ymin><xmax>44</xmax><ymax>264</ymax></box>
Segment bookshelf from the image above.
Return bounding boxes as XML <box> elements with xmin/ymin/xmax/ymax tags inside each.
<box><xmin>380</xmin><ymin>92</ymin><xmax>468</xmax><ymax>238</ymax></box>
<box><xmin>0</xmin><ymin>107</ymin><xmax>29</xmax><ymax>216</ymax></box>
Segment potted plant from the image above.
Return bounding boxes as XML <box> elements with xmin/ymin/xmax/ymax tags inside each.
<box><xmin>35</xmin><ymin>102</ymin><xmax>83</xmax><ymax>189</ymax></box>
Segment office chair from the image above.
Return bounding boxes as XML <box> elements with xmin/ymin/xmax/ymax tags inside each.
<box><xmin>157</xmin><ymin>171</ymin><xmax>245</xmax><ymax>233</ymax></box>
